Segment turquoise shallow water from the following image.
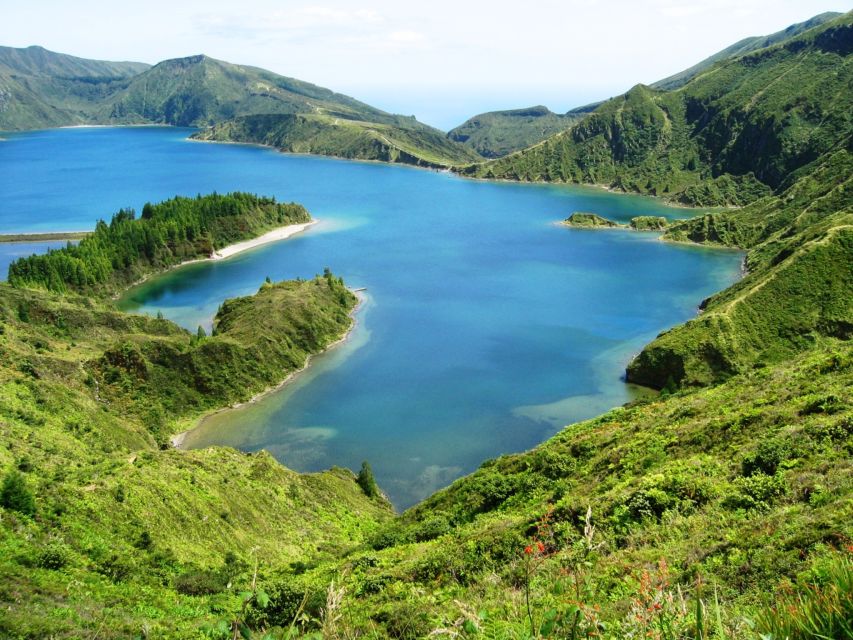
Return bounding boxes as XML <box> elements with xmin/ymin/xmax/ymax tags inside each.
<box><xmin>0</xmin><ymin>127</ymin><xmax>743</xmax><ymax>507</ymax></box>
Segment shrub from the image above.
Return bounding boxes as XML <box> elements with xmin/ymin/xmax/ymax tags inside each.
<box><xmin>413</xmin><ymin>515</ymin><xmax>451</xmax><ymax>542</ymax></box>
<box><xmin>357</xmin><ymin>461</ymin><xmax>379</xmax><ymax>498</ymax></box>
<box><xmin>725</xmin><ymin>472</ymin><xmax>788</xmax><ymax>510</ymax></box>
<box><xmin>36</xmin><ymin>543</ymin><xmax>69</xmax><ymax>570</ymax></box>
<box><xmin>742</xmin><ymin>439</ymin><xmax>791</xmax><ymax>476</ymax></box>
<box><xmin>0</xmin><ymin>469</ymin><xmax>36</xmax><ymax>515</ymax></box>
<box><xmin>174</xmin><ymin>569</ymin><xmax>225</xmax><ymax>596</ymax></box>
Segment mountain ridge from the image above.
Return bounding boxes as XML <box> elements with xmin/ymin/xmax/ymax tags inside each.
<box><xmin>445</xmin><ymin>11</ymin><xmax>845</xmax><ymax>159</ymax></box>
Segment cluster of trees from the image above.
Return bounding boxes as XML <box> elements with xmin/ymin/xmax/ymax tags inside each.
<box><xmin>7</xmin><ymin>192</ymin><xmax>309</xmax><ymax>294</ymax></box>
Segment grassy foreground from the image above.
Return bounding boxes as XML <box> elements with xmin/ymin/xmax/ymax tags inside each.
<box><xmin>0</xmin><ymin>271</ymin><xmax>393</xmax><ymax>638</ymax></box>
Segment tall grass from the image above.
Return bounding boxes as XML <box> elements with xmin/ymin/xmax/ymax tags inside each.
<box><xmin>754</xmin><ymin>551</ymin><xmax>852</xmax><ymax>640</ymax></box>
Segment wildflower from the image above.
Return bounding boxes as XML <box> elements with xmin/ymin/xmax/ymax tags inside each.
<box><xmin>537</xmin><ymin>541</ymin><xmax>545</xmax><ymax>553</ymax></box>
<box><xmin>524</xmin><ymin>545</ymin><xmax>533</xmax><ymax>555</ymax></box>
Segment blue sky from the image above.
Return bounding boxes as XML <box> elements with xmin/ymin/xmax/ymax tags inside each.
<box><xmin>1</xmin><ymin>0</ymin><xmax>848</xmax><ymax>129</ymax></box>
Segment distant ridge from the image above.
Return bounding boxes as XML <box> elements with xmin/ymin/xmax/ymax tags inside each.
<box><xmin>0</xmin><ymin>46</ymin><xmax>478</xmax><ymax>167</ymax></box>
<box><xmin>447</xmin><ymin>106</ymin><xmax>585</xmax><ymax>158</ymax></box>
<box><xmin>651</xmin><ymin>11</ymin><xmax>843</xmax><ymax>89</ymax></box>
<box><xmin>446</xmin><ymin>11</ymin><xmax>844</xmax><ymax>158</ymax></box>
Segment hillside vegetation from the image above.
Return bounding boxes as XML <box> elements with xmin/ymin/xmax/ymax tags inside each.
<box><xmin>273</xmin><ymin>342</ymin><xmax>850</xmax><ymax>638</ymax></box>
<box><xmin>0</xmin><ymin>274</ymin><xmax>391</xmax><ymax>637</ymax></box>
<box><xmin>651</xmin><ymin>12</ymin><xmax>842</xmax><ymax>89</ymax></box>
<box><xmin>7</xmin><ymin>192</ymin><xmax>309</xmax><ymax>296</ymax></box>
<box><xmin>0</xmin><ymin>12</ymin><xmax>851</xmax><ymax>640</ymax></box>
<box><xmin>0</xmin><ymin>48</ymin><xmax>478</xmax><ymax>169</ymax></box>
<box><xmin>447</xmin><ymin>106</ymin><xmax>585</xmax><ymax>158</ymax></box>
<box><xmin>627</xmin><ymin>147</ymin><xmax>852</xmax><ymax>389</ymax></box>
<box><xmin>97</xmin><ymin>54</ymin><xmax>397</xmax><ymax>128</ymax></box>
<box><xmin>193</xmin><ymin>112</ymin><xmax>482</xmax><ymax>168</ymax></box>
<box><xmin>461</xmin><ymin>13</ymin><xmax>853</xmax><ymax>207</ymax></box>
<box><xmin>444</xmin><ymin>13</ymin><xmax>842</xmax><ymax>160</ymax></box>
<box><xmin>0</xmin><ymin>45</ymin><xmax>148</xmax><ymax>130</ymax></box>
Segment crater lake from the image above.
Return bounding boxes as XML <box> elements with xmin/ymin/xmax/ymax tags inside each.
<box><xmin>0</xmin><ymin>126</ymin><xmax>743</xmax><ymax>506</ymax></box>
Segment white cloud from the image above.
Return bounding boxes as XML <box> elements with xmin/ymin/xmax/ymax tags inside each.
<box><xmin>388</xmin><ymin>30</ymin><xmax>427</xmax><ymax>44</ymax></box>
<box><xmin>1</xmin><ymin>0</ymin><xmax>848</xmax><ymax>129</ymax></box>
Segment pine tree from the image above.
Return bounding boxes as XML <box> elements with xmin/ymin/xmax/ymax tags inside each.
<box><xmin>356</xmin><ymin>461</ymin><xmax>379</xmax><ymax>498</ymax></box>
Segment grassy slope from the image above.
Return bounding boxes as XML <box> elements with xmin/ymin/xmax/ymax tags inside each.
<box><xmin>443</xmin><ymin>13</ymin><xmax>840</xmax><ymax>161</ymax></box>
<box><xmin>460</xmin><ymin>13</ymin><xmax>853</xmax><ymax>206</ymax></box>
<box><xmin>651</xmin><ymin>12</ymin><xmax>842</xmax><ymax>90</ymax></box>
<box><xmin>193</xmin><ymin>112</ymin><xmax>481</xmax><ymax>168</ymax></box>
<box><xmin>257</xmin><ymin>343</ymin><xmax>851</xmax><ymax>638</ymax></box>
<box><xmin>447</xmin><ymin>106</ymin><xmax>586</xmax><ymax>158</ymax></box>
<box><xmin>0</xmin><ymin>48</ymin><xmax>479</xmax><ymax>169</ymax></box>
<box><xmin>0</xmin><ymin>275</ymin><xmax>391</xmax><ymax>638</ymax></box>
<box><xmin>98</xmin><ymin>55</ymin><xmax>396</xmax><ymax>128</ymax></box>
<box><xmin>0</xmin><ymin>46</ymin><xmax>149</xmax><ymax>130</ymax></box>
<box><xmin>627</xmin><ymin>149</ymin><xmax>852</xmax><ymax>389</ymax></box>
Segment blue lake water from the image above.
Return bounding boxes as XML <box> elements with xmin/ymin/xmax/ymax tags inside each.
<box><xmin>0</xmin><ymin>127</ymin><xmax>743</xmax><ymax>507</ymax></box>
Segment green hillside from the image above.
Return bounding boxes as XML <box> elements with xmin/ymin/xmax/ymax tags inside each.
<box><xmin>284</xmin><ymin>342</ymin><xmax>851</xmax><ymax>638</ymax></box>
<box><xmin>98</xmin><ymin>54</ymin><xmax>397</xmax><ymax>127</ymax></box>
<box><xmin>626</xmin><ymin>149</ymin><xmax>853</xmax><ymax>390</ymax></box>
<box><xmin>1</xmin><ymin>11</ymin><xmax>851</xmax><ymax>639</ymax></box>
<box><xmin>461</xmin><ymin>13</ymin><xmax>853</xmax><ymax>207</ymax></box>
<box><xmin>0</xmin><ymin>46</ymin><xmax>149</xmax><ymax>130</ymax></box>
<box><xmin>0</xmin><ymin>45</ymin><xmax>148</xmax><ymax>78</ymax></box>
<box><xmin>447</xmin><ymin>106</ymin><xmax>585</xmax><ymax>158</ymax></box>
<box><xmin>3</xmin><ymin>271</ymin><xmax>847</xmax><ymax>636</ymax></box>
<box><xmin>0</xmin><ymin>276</ymin><xmax>391</xmax><ymax>637</ymax></box>
<box><xmin>651</xmin><ymin>12</ymin><xmax>842</xmax><ymax>90</ymax></box>
<box><xmin>0</xmin><ymin>48</ymin><xmax>478</xmax><ymax>169</ymax></box>
<box><xmin>444</xmin><ymin>12</ymin><xmax>841</xmax><ymax>161</ymax></box>
<box><xmin>193</xmin><ymin>112</ymin><xmax>482</xmax><ymax>168</ymax></box>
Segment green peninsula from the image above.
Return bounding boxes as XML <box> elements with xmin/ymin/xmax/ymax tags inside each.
<box><xmin>8</xmin><ymin>192</ymin><xmax>309</xmax><ymax>296</ymax></box>
<box><xmin>0</xmin><ymin>194</ymin><xmax>393</xmax><ymax>636</ymax></box>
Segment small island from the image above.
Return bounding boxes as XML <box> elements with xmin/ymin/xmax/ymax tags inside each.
<box><xmin>562</xmin><ymin>211</ymin><xmax>670</xmax><ymax>231</ymax></box>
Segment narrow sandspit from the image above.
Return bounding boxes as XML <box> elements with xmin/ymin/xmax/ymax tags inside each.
<box><xmin>116</xmin><ymin>220</ymin><xmax>317</xmax><ymax>299</ymax></box>
<box><xmin>211</xmin><ymin>221</ymin><xmax>316</xmax><ymax>260</ymax></box>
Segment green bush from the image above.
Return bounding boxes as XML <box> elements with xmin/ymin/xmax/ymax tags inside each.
<box><xmin>742</xmin><ymin>439</ymin><xmax>792</xmax><ymax>476</ymax></box>
<box><xmin>357</xmin><ymin>461</ymin><xmax>379</xmax><ymax>498</ymax></box>
<box><xmin>726</xmin><ymin>472</ymin><xmax>788</xmax><ymax>510</ymax></box>
<box><xmin>174</xmin><ymin>569</ymin><xmax>225</xmax><ymax>596</ymax></box>
<box><xmin>0</xmin><ymin>469</ymin><xmax>36</xmax><ymax>516</ymax></box>
<box><xmin>36</xmin><ymin>543</ymin><xmax>69</xmax><ymax>570</ymax></box>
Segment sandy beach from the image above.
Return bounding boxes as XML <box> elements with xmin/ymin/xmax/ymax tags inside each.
<box><xmin>211</xmin><ymin>221</ymin><xmax>316</xmax><ymax>260</ymax></box>
<box><xmin>115</xmin><ymin>220</ymin><xmax>317</xmax><ymax>299</ymax></box>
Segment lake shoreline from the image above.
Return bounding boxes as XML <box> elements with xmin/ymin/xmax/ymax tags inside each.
<box><xmin>0</xmin><ymin>231</ymin><xmax>92</xmax><ymax>243</ymax></box>
<box><xmin>115</xmin><ymin>220</ymin><xmax>317</xmax><ymax>299</ymax></box>
<box><xmin>10</xmin><ymin>124</ymin><xmax>723</xmax><ymax>214</ymax></box>
<box><xmin>191</xmin><ymin>133</ymin><xmax>720</xmax><ymax>212</ymax></box>
<box><xmin>170</xmin><ymin>288</ymin><xmax>367</xmax><ymax>449</ymax></box>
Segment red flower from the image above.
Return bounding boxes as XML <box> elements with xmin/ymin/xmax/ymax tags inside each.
<box><xmin>537</xmin><ymin>541</ymin><xmax>545</xmax><ymax>552</ymax></box>
<box><xmin>524</xmin><ymin>545</ymin><xmax>533</xmax><ymax>555</ymax></box>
